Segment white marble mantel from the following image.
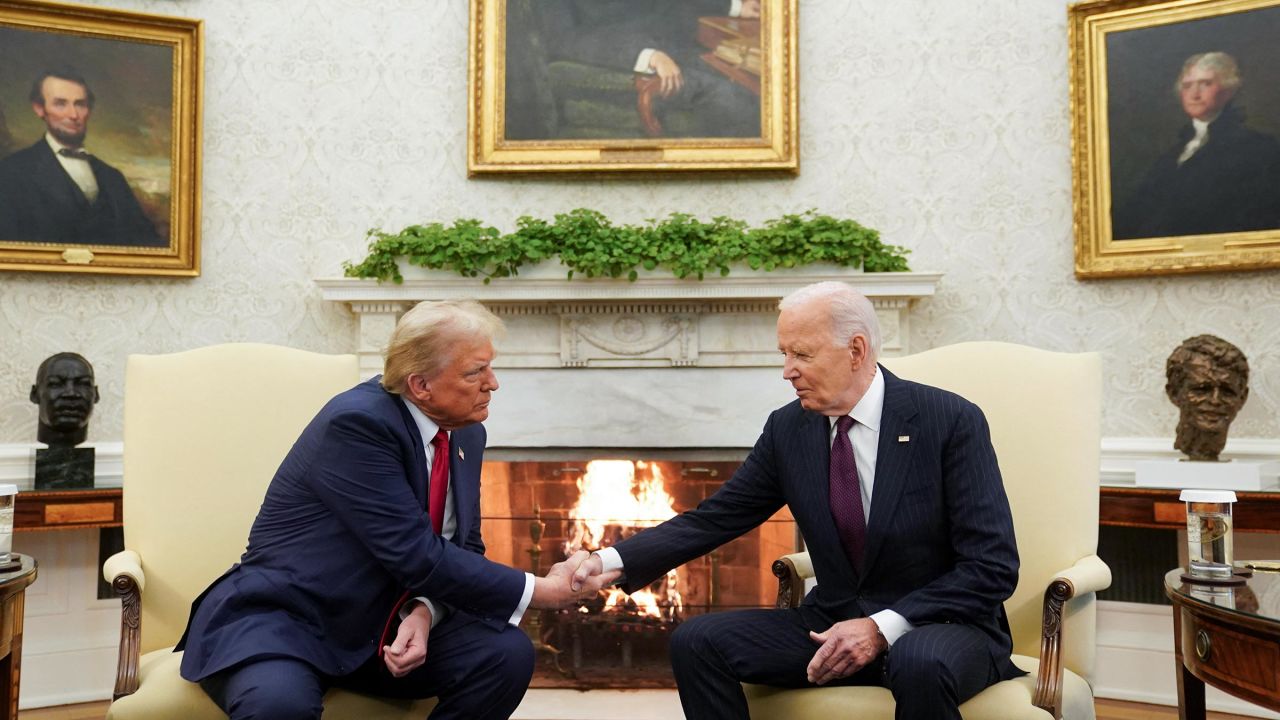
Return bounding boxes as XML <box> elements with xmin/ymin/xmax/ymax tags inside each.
<box><xmin>316</xmin><ymin>267</ymin><xmax>941</xmax><ymax>448</ymax></box>
<box><xmin>316</xmin><ymin>267</ymin><xmax>943</xmax><ymax>375</ymax></box>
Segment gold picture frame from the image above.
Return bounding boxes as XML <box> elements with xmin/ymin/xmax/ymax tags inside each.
<box><xmin>468</xmin><ymin>0</ymin><xmax>798</xmax><ymax>174</ymax></box>
<box><xmin>1069</xmin><ymin>0</ymin><xmax>1280</xmax><ymax>278</ymax></box>
<box><xmin>0</xmin><ymin>0</ymin><xmax>202</xmax><ymax>277</ymax></box>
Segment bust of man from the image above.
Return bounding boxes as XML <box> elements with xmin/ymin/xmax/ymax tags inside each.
<box><xmin>30</xmin><ymin>352</ymin><xmax>99</xmax><ymax>447</ymax></box>
<box><xmin>1165</xmin><ymin>335</ymin><xmax>1249</xmax><ymax>461</ymax></box>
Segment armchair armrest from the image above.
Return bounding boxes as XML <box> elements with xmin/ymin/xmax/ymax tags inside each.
<box><xmin>1033</xmin><ymin>554</ymin><xmax>1112</xmax><ymax>719</ymax></box>
<box><xmin>104</xmin><ymin>549</ymin><xmax>145</xmax><ymax>700</ymax></box>
<box><xmin>771</xmin><ymin>551</ymin><xmax>813</xmax><ymax>609</ymax></box>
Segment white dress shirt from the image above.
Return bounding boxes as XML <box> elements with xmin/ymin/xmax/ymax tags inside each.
<box><xmin>402</xmin><ymin>399</ymin><xmax>534</xmax><ymax>629</ymax></box>
<box><xmin>45</xmin><ymin>133</ymin><xmax>99</xmax><ymax>203</ymax></box>
<box><xmin>1177</xmin><ymin>117</ymin><xmax>1212</xmax><ymax>166</ymax></box>
<box><xmin>597</xmin><ymin>366</ymin><xmax>915</xmax><ymax>646</ymax></box>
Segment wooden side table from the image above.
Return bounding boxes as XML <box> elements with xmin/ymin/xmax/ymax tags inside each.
<box><xmin>0</xmin><ymin>555</ymin><xmax>37</xmax><ymax>720</ymax></box>
<box><xmin>1165</xmin><ymin>568</ymin><xmax>1280</xmax><ymax>719</ymax></box>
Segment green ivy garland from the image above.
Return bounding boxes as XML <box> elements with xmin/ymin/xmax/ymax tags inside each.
<box><xmin>342</xmin><ymin>208</ymin><xmax>910</xmax><ymax>284</ymax></box>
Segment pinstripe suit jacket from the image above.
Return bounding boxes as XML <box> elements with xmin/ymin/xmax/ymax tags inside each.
<box><xmin>614</xmin><ymin>366</ymin><xmax>1021</xmax><ymax>675</ymax></box>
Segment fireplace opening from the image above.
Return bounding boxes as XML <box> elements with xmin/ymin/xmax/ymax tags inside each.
<box><xmin>480</xmin><ymin>458</ymin><xmax>798</xmax><ymax>689</ymax></box>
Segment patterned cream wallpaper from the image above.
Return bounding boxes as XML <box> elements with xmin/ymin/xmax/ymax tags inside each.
<box><xmin>1</xmin><ymin>0</ymin><xmax>1277</xmax><ymax>444</ymax></box>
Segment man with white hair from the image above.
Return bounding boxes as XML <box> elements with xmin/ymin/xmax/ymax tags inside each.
<box><xmin>177</xmin><ymin>300</ymin><xmax>616</xmax><ymax>720</ymax></box>
<box><xmin>1113</xmin><ymin>51</ymin><xmax>1280</xmax><ymax>239</ymax></box>
<box><xmin>572</xmin><ymin>281</ymin><xmax>1022</xmax><ymax>720</ymax></box>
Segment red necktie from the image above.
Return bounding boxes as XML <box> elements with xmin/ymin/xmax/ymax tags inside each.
<box><xmin>428</xmin><ymin>429</ymin><xmax>449</xmax><ymax>535</ymax></box>
<box><xmin>829</xmin><ymin>415</ymin><xmax>867</xmax><ymax>571</ymax></box>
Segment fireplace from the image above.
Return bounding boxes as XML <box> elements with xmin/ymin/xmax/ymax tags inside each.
<box><xmin>479</xmin><ymin>458</ymin><xmax>797</xmax><ymax>688</ymax></box>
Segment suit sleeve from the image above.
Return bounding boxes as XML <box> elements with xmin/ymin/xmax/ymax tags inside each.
<box><xmin>889</xmin><ymin>402</ymin><xmax>1020</xmax><ymax>626</ymax></box>
<box><xmin>613</xmin><ymin>411</ymin><xmax>787</xmax><ymax>591</ymax></box>
<box><xmin>308</xmin><ymin>408</ymin><xmax>525</xmax><ymax>628</ymax></box>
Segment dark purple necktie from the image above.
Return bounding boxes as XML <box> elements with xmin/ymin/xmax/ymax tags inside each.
<box><xmin>829</xmin><ymin>415</ymin><xmax>867</xmax><ymax>570</ymax></box>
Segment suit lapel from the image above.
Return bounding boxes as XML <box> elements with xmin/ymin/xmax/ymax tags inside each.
<box><xmin>448</xmin><ymin>432</ymin><xmax>474</xmax><ymax>547</ymax></box>
<box><xmin>391</xmin><ymin>391</ymin><xmax>430</xmax><ymax>511</ymax></box>
<box><xmin>33</xmin><ymin>142</ymin><xmax>91</xmax><ymax>212</ymax></box>
<box><xmin>862</xmin><ymin>367</ymin><xmax>918</xmax><ymax>575</ymax></box>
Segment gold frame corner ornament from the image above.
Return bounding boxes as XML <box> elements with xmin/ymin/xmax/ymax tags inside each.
<box><xmin>467</xmin><ymin>0</ymin><xmax>799</xmax><ymax>174</ymax></box>
<box><xmin>1068</xmin><ymin>0</ymin><xmax>1280</xmax><ymax>279</ymax></box>
<box><xmin>0</xmin><ymin>0</ymin><xmax>202</xmax><ymax>277</ymax></box>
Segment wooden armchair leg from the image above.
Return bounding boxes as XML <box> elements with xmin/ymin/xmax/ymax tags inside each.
<box><xmin>112</xmin><ymin>574</ymin><xmax>142</xmax><ymax>700</ymax></box>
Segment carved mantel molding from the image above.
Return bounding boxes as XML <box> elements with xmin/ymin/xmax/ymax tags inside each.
<box><xmin>315</xmin><ymin>268</ymin><xmax>944</xmax><ymax>376</ymax></box>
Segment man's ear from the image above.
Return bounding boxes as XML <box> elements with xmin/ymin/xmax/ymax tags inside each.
<box><xmin>29</xmin><ymin>385</ymin><xmax>39</xmax><ymax>404</ymax></box>
<box><xmin>405</xmin><ymin>374</ymin><xmax>431</xmax><ymax>403</ymax></box>
<box><xmin>32</xmin><ymin>103</ymin><xmax>46</xmax><ymax>120</ymax></box>
<box><xmin>93</xmin><ymin>385</ymin><xmax>101</xmax><ymax>404</ymax></box>
<box><xmin>848</xmin><ymin>334</ymin><xmax>869</xmax><ymax>370</ymax></box>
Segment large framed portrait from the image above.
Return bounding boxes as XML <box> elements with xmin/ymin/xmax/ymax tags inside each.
<box><xmin>468</xmin><ymin>0</ymin><xmax>798</xmax><ymax>174</ymax></box>
<box><xmin>0</xmin><ymin>0</ymin><xmax>201</xmax><ymax>277</ymax></box>
<box><xmin>1069</xmin><ymin>0</ymin><xmax>1280</xmax><ymax>278</ymax></box>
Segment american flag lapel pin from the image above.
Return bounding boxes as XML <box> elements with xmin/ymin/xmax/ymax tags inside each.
<box><xmin>458</xmin><ymin>447</ymin><xmax>465</xmax><ymax>460</ymax></box>
<box><xmin>898</xmin><ymin>435</ymin><xmax>910</xmax><ymax>443</ymax></box>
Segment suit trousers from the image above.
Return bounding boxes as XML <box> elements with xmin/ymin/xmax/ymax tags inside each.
<box><xmin>670</xmin><ymin>607</ymin><xmax>1001</xmax><ymax>720</ymax></box>
<box><xmin>198</xmin><ymin>613</ymin><xmax>534</xmax><ymax>720</ymax></box>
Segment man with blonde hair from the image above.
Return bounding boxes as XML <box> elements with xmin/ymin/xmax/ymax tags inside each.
<box><xmin>178</xmin><ymin>300</ymin><xmax>616</xmax><ymax>719</ymax></box>
<box><xmin>573</xmin><ymin>281</ymin><xmax>1021</xmax><ymax>719</ymax></box>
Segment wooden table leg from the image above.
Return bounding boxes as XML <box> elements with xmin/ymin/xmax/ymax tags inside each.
<box><xmin>1178</xmin><ymin>659</ymin><xmax>1206</xmax><ymax>720</ymax></box>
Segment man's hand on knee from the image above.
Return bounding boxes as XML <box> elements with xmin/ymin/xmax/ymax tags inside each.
<box><xmin>383</xmin><ymin>602</ymin><xmax>431</xmax><ymax>677</ymax></box>
<box><xmin>805</xmin><ymin>617</ymin><xmax>888</xmax><ymax>685</ymax></box>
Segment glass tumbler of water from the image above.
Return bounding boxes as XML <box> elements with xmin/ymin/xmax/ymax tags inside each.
<box><xmin>1180</xmin><ymin>489</ymin><xmax>1236</xmax><ymax>579</ymax></box>
<box><xmin>0</xmin><ymin>484</ymin><xmax>16</xmax><ymax>563</ymax></box>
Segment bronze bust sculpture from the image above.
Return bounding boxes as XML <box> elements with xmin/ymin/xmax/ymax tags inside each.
<box><xmin>1165</xmin><ymin>335</ymin><xmax>1249</xmax><ymax>462</ymax></box>
<box><xmin>30</xmin><ymin>352</ymin><xmax>99</xmax><ymax>488</ymax></box>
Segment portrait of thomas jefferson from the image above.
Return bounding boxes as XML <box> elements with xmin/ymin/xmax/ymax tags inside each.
<box><xmin>1104</xmin><ymin>6</ymin><xmax>1280</xmax><ymax>243</ymax></box>
<box><xmin>0</xmin><ymin>28</ymin><xmax>173</xmax><ymax>248</ymax></box>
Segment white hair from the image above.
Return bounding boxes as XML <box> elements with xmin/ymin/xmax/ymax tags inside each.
<box><xmin>779</xmin><ymin>281</ymin><xmax>881</xmax><ymax>360</ymax></box>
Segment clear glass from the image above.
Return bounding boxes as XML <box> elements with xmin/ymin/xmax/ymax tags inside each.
<box><xmin>0</xmin><ymin>494</ymin><xmax>13</xmax><ymax>562</ymax></box>
<box><xmin>1186</xmin><ymin>500</ymin><xmax>1233</xmax><ymax>578</ymax></box>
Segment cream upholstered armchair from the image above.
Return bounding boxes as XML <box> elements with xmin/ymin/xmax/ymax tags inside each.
<box><xmin>746</xmin><ymin>342</ymin><xmax>1111</xmax><ymax>720</ymax></box>
<box><xmin>103</xmin><ymin>344</ymin><xmax>438</xmax><ymax>719</ymax></box>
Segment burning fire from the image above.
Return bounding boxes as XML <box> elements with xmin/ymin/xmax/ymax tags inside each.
<box><xmin>565</xmin><ymin>460</ymin><xmax>683</xmax><ymax>621</ymax></box>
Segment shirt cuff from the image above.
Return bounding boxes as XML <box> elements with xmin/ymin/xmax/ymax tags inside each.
<box><xmin>508</xmin><ymin>573</ymin><xmax>536</xmax><ymax>626</ymax></box>
<box><xmin>635</xmin><ymin>48</ymin><xmax>657</xmax><ymax>74</ymax></box>
<box><xmin>595</xmin><ymin>546</ymin><xmax>625</xmax><ymax>573</ymax></box>
<box><xmin>730</xmin><ymin>0</ymin><xmax>743</xmax><ymax>16</ymax></box>
<box><xmin>869</xmin><ymin>610</ymin><xmax>914</xmax><ymax>647</ymax></box>
<box><xmin>402</xmin><ymin>597</ymin><xmax>445</xmax><ymax>630</ymax></box>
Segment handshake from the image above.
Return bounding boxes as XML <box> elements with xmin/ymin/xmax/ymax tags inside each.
<box><xmin>529</xmin><ymin>550</ymin><xmax>618</xmax><ymax>609</ymax></box>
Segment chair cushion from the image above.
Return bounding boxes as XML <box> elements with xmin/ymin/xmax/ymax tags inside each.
<box><xmin>743</xmin><ymin>654</ymin><xmax>1094</xmax><ymax>720</ymax></box>
<box><xmin>106</xmin><ymin>648</ymin><xmax>438</xmax><ymax>719</ymax></box>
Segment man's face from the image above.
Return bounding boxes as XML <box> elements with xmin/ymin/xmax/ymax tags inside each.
<box><xmin>1173</xmin><ymin>355</ymin><xmax>1247</xmax><ymax>433</ymax></box>
<box><xmin>777</xmin><ymin>302</ymin><xmax>862</xmax><ymax>416</ymax></box>
<box><xmin>31</xmin><ymin>356</ymin><xmax>99</xmax><ymax>431</ymax></box>
<box><xmin>33</xmin><ymin>77</ymin><xmax>92</xmax><ymax>146</ymax></box>
<box><xmin>1179</xmin><ymin>65</ymin><xmax>1234</xmax><ymax>121</ymax></box>
<box><xmin>409</xmin><ymin>337</ymin><xmax>499</xmax><ymax>430</ymax></box>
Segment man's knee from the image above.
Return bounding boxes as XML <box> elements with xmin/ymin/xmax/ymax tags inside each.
<box><xmin>486</xmin><ymin>625</ymin><xmax>536</xmax><ymax>686</ymax></box>
<box><xmin>226</xmin><ymin>684</ymin><xmax>322</xmax><ymax>720</ymax></box>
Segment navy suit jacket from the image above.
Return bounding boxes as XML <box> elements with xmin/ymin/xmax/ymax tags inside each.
<box><xmin>614</xmin><ymin>366</ymin><xmax>1021</xmax><ymax>675</ymax></box>
<box><xmin>0</xmin><ymin>139</ymin><xmax>163</xmax><ymax>246</ymax></box>
<box><xmin>178</xmin><ymin>377</ymin><xmax>527</xmax><ymax>681</ymax></box>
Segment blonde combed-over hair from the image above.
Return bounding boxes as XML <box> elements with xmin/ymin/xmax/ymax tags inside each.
<box><xmin>381</xmin><ymin>300</ymin><xmax>504</xmax><ymax>394</ymax></box>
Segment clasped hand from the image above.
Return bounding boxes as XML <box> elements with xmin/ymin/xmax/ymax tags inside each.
<box><xmin>806</xmin><ymin>617</ymin><xmax>887</xmax><ymax>685</ymax></box>
<box><xmin>530</xmin><ymin>549</ymin><xmax>620</xmax><ymax>609</ymax></box>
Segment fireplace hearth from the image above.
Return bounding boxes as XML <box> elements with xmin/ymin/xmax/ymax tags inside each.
<box><xmin>480</xmin><ymin>459</ymin><xmax>796</xmax><ymax>689</ymax></box>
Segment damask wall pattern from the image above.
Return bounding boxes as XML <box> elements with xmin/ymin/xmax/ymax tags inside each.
<box><xmin>1</xmin><ymin>0</ymin><xmax>1277</xmax><ymax>444</ymax></box>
